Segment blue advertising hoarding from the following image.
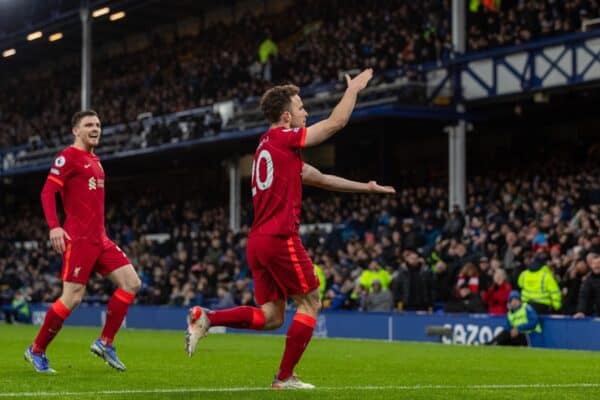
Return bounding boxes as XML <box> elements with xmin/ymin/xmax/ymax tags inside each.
<box><xmin>29</xmin><ymin>305</ymin><xmax>600</xmax><ymax>351</ymax></box>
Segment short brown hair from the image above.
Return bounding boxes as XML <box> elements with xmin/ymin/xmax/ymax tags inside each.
<box><xmin>260</xmin><ymin>84</ymin><xmax>299</xmax><ymax>123</ymax></box>
<box><xmin>71</xmin><ymin>109</ymin><xmax>99</xmax><ymax>128</ymax></box>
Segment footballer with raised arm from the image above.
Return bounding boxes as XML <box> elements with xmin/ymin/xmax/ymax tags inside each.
<box><xmin>186</xmin><ymin>69</ymin><xmax>395</xmax><ymax>389</ymax></box>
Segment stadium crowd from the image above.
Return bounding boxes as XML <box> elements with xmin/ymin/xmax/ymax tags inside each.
<box><xmin>1</xmin><ymin>0</ymin><xmax>599</xmax><ymax>149</ymax></box>
<box><xmin>1</xmin><ymin>162</ymin><xmax>599</xmax><ymax>317</ymax></box>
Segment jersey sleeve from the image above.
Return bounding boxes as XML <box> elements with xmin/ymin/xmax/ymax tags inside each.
<box><xmin>46</xmin><ymin>152</ymin><xmax>75</xmax><ymax>187</ymax></box>
<box><xmin>40</xmin><ymin>179</ymin><xmax>61</xmax><ymax>229</ymax></box>
<box><xmin>40</xmin><ymin>152</ymin><xmax>74</xmax><ymax>229</ymax></box>
<box><xmin>276</xmin><ymin>127</ymin><xmax>307</xmax><ymax>150</ymax></box>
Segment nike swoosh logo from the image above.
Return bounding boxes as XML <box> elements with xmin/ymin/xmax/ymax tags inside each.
<box><xmin>84</xmin><ymin>164</ymin><xmax>91</xmax><ymax>168</ymax></box>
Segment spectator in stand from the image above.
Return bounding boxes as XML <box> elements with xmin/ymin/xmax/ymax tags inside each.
<box><xmin>442</xmin><ymin>206</ymin><xmax>465</xmax><ymax>240</ymax></box>
<box><xmin>444</xmin><ymin>262</ymin><xmax>487</xmax><ymax>313</ymax></box>
<box><xmin>561</xmin><ymin>257</ymin><xmax>589</xmax><ymax>314</ymax></box>
<box><xmin>481</xmin><ymin>269</ymin><xmax>512</xmax><ymax>315</ymax></box>
<box><xmin>518</xmin><ymin>253</ymin><xmax>562</xmax><ymax>314</ymax></box>
<box><xmin>478</xmin><ymin>256</ymin><xmax>493</xmax><ymax>291</ymax></box>
<box><xmin>358</xmin><ymin>260</ymin><xmax>392</xmax><ymax>292</ymax></box>
<box><xmin>391</xmin><ymin>248</ymin><xmax>433</xmax><ymax>311</ymax></box>
<box><xmin>323</xmin><ymin>270</ymin><xmax>352</xmax><ymax>310</ymax></box>
<box><xmin>574</xmin><ymin>250</ymin><xmax>600</xmax><ymax>318</ymax></box>
<box><xmin>501</xmin><ymin>230</ymin><xmax>524</xmax><ymax>278</ymax></box>
<box><xmin>431</xmin><ymin>259</ymin><xmax>451</xmax><ymax>303</ymax></box>
<box><xmin>1</xmin><ymin>164</ymin><xmax>598</xmax><ymax>314</ymax></box>
<box><xmin>363</xmin><ymin>279</ymin><xmax>394</xmax><ymax>312</ymax></box>
<box><xmin>214</xmin><ymin>285</ymin><xmax>236</xmax><ymax>310</ymax></box>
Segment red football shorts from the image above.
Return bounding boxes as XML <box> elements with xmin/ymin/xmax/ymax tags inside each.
<box><xmin>61</xmin><ymin>239</ymin><xmax>131</xmax><ymax>284</ymax></box>
<box><xmin>246</xmin><ymin>234</ymin><xmax>320</xmax><ymax>305</ymax></box>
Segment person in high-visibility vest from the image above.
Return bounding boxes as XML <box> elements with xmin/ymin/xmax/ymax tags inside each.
<box><xmin>488</xmin><ymin>291</ymin><xmax>541</xmax><ymax>346</ymax></box>
<box><xmin>518</xmin><ymin>256</ymin><xmax>562</xmax><ymax>314</ymax></box>
<box><xmin>2</xmin><ymin>290</ymin><xmax>31</xmax><ymax>324</ymax></box>
<box><xmin>314</xmin><ymin>264</ymin><xmax>326</xmax><ymax>300</ymax></box>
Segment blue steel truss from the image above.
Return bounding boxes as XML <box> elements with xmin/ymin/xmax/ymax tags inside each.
<box><xmin>426</xmin><ymin>29</ymin><xmax>600</xmax><ymax>103</ymax></box>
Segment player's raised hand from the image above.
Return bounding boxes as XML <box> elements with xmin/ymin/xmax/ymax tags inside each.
<box><xmin>49</xmin><ymin>227</ymin><xmax>71</xmax><ymax>254</ymax></box>
<box><xmin>345</xmin><ymin>68</ymin><xmax>373</xmax><ymax>93</ymax></box>
<box><xmin>367</xmin><ymin>181</ymin><xmax>396</xmax><ymax>194</ymax></box>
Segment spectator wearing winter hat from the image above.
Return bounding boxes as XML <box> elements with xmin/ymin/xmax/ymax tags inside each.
<box><xmin>364</xmin><ymin>279</ymin><xmax>394</xmax><ymax>312</ymax></box>
<box><xmin>488</xmin><ymin>290</ymin><xmax>541</xmax><ymax>346</ymax></box>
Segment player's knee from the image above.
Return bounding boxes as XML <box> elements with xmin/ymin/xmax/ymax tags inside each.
<box><xmin>65</xmin><ymin>297</ymin><xmax>83</xmax><ymax>309</ymax></box>
<box><xmin>61</xmin><ymin>291</ymin><xmax>84</xmax><ymax>309</ymax></box>
<box><xmin>313</xmin><ymin>297</ymin><xmax>322</xmax><ymax>313</ymax></box>
<box><xmin>128</xmin><ymin>275</ymin><xmax>142</xmax><ymax>293</ymax></box>
<box><xmin>263</xmin><ymin>309</ymin><xmax>285</xmax><ymax>329</ymax></box>
<box><xmin>120</xmin><ymin>275</ymin><xmax>141</xmax><ymax>293</ymax></box>
<box><xmin>309</xmin><ymin>292</ymin><xmax>321</xmax><ymax>314</ymax></box>
<box><xmin>272</xmin><ymin>313</ymin><xmax>285</xmax><ymax>328</ymax></box>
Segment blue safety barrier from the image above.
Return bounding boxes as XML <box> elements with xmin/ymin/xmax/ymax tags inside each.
<box><xmin>29</xmin><ymin>305</ymin><xmax>600</xmax><ymax>351</ymax></box>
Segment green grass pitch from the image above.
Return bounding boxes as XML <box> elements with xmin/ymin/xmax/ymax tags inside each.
<box><xmin>1</xmin><ymin>324</ymin><xmax>599</xmax><ymax>400</ymax></box>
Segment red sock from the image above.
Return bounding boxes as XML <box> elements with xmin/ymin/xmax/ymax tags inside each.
<box><xmin>32</xmin><ymin>300</ymin><xmax>71</xmax><ymax>354</ymax></box>
<box><xmin>100</xmin><ymin>288</ymin><xmax>135</xmax><ymax>345</ymax></box>
<box><xmin>207</xmin><ymin>306</ymin><xmax>265</xmax><ymax>330</ymax></box>
<box><xmin>277</xmin><ymin>313</ymin><xmax>316</xmax><ymax>381</ymax></box>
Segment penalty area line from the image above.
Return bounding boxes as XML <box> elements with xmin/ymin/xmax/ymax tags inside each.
<box><xmin>1</xmin><ymin>383</ymin><xmax>599</xmax><ymax>397</ymax></box>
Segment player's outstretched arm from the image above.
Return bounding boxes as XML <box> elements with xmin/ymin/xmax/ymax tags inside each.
<box><xmin>301</xmin><ymin>163</ymin><xmax>395</xmax><ymax>194</ymax></box>
<box><xmin>304</xmin><ymin>68</ymin><xmax>373</xmax><ymax>148</ymax></box>
<box><xmin>41</xmin><ymin>179</ymin><xmax>71</xmax><ymax>254</ymax></box>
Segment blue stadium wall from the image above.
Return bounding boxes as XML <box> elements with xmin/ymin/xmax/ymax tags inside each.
<box><xmin>29</xmin><ymin>305</ymin><xmax>600</xmax><ymax>351</ymax></box>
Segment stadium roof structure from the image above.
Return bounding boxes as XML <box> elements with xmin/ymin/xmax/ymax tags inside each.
<box><xmin>0</xmin><ymin>0</ymin><xmax>222</xmax><ymax>67</ymax></box>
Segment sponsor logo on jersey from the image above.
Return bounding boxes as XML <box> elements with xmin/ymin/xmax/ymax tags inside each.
<box><xmin>50</xmin><ymin>168</ymin><xmax>60</xmax><ymax>176</ymax></box>
<box><xmin>84</xmin><ymin>163</ymin><xmax>92</xmax><ymax>168</ymax></box>
<box><xmin>54</xmin><ymin>156</ymin><xmax>66</xmax><ymax>167</ymax></box>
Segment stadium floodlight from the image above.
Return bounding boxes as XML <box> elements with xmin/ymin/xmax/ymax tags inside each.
<box><xmin>49</xmin><ymin>32</ymin><xmax>63</xmax><ymax>42</ymax></box>
<box><xmin>92</xmin><ymin>7</ymin><xmax>110</xmax><ymax>18</ymax></box>
<box><xmin>109</xmin><ymin>11</ymin><xmax>126</xmax><ymax>21</ymax></box>
<box><xmin>2</xmin><ymin>48</ymin><xmax>16</xmax><ymax>58</ymax></box>
<box><xmin>27</xmin><ymin>31</ymin><xmax>43</xmax><ymax>41</ymax></box>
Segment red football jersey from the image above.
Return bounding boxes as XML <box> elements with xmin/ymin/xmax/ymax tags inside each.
<box><xmin>250</xmin><ymin>126</ymin><xmax>307</xmax><ymax>236</ymax></box>
<box><xmin>43</xmin><ymin>146</ymin><xmax>107</xmax><ymax>243</ymax></box>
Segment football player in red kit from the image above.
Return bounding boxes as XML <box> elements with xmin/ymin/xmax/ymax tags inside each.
<box><xmin>24</xmin><ymin>110</ymin><xmax>141</xmax><ymax>373</ymax></box>
<box><xmin>186</xmin><ymin>69</ymin><xmax>395</xmax><ymax>388</ymax></box>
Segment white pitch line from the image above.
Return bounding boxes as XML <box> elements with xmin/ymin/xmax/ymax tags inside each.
<box><xmin>1</xmin><ymin>383</ymin><xmax>599</xmax><ymax>397</ymax></box>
